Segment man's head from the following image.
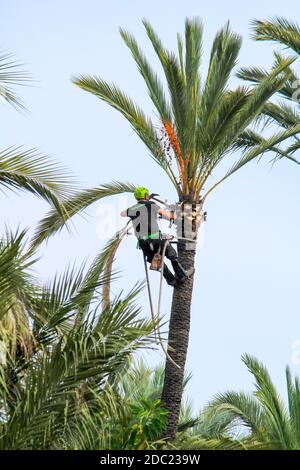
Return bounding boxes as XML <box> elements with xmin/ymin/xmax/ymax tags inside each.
<box><xmin>134</xmin><ymin>186</ymin><xmax>149</xmax><ymax>200</ymax></box>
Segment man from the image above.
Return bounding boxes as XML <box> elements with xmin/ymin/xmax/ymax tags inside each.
<box><xmin>121</xmin><ymin>186</ymin><xmax>194</xmax><ymax>287</ymax></box>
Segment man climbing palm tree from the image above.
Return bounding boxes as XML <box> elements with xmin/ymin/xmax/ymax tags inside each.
<box><xmin>121</xmin><ymin>186</ymin><xmax>194</xmax><ymax>287</ymax></box>
<box><xmin>33</xmin><ymin>18</ymin><xmax>300</xmax><ymax>439</ymax></box>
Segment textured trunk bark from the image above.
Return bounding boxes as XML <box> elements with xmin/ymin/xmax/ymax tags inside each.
<box><xmin>161</xmin><ymin>240</ymin><xmax>196</xmax><ymax>440</ymax></box>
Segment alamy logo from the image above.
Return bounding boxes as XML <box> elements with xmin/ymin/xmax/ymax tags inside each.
<box><xmin>95</xmin><ymin>197</ymin><xmax>206</xmax><ymax>249</ymax></box>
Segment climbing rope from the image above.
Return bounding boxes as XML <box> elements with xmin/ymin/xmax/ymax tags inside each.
<box><xmin>143</xmin><ymin>238</ymin><xmax>180</xmax><ymax>369</ymax></box>
<box><xmin>136</xmin><ymin>202</ymin><xmax>205</xmax><ymax>368</ymax></box>
<box><xmin>143</xmin><ymin>232</ymin><xmax>199</xmax><ymax>369</ymax></box>
<box><xmin>143</xmin><ymin>252</ymin><xmax>158</xmax><ymax>343</ymax></box>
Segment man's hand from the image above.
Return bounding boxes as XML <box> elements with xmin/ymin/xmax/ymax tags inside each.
<box><xmin>158</xmin><ymin>208</ymin><xmax>176</xmax><ymax>221</ymax></box>
<box><xmin>120</xmin><ymin>210</ymin><xmax>127</xmax><ymax>217</ymax></box>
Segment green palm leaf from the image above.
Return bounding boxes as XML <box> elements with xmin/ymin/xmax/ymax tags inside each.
<box><xmin>31</xmin><ymin>181</ymin><xmax>136</xmax><ymax>248</ymax></box>
<box><xmin>242</xmin><ymin>354</ymin><xmax>294</xmax><ymax>449</ymax></box>
<box><xmin>0</xmin><ymin>147</ymin><xmax>75</xmax><ymax>211</ymax></box>
<box><xmin>252</xmin><ymin>17</ymin><xmax>300</xmax><ymax>55</ymax></box>
<box><xmin>119</xmin><ymin>28</ymin><xmax>172</xmax><ymax>122</ymax></box>
<box><xmin>0</xmin><ymin>229</ymin><xmax>36</xmax><ymax>361</ymax></box>
<box><xmin>204</xmin><ymin>120</ymin><xmax>300</xmax><ymax>198</ymax></box>
<box><xmin>72</xmin><ymin>75</ymin><xmax>177</xmax><ymax>180</ymax></box>
<box><xmin>0</xmin><ymin>51</ymin><xmax>31</xmax><ymax>109</ymax></box>
<box><xmin>1</xmin><ymin>282</ymin><xmax>156</xmax><ymax>449</ymax></box>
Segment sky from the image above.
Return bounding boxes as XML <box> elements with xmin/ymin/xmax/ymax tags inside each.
<box><xmin>1</xmin><ymin>0</ymin><xmax>300</xmax><ymax>411</ymax></box>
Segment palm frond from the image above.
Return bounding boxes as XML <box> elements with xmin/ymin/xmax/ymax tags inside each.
<box><xmin>143</xmin><ymin>20</ymin><xmax>187</xmax><ymax>153</ymax></box>
<box><xmin>31</xmin><ymin>181</ymin><xmax>136</xmax><ymax>248</ymax></box>
<box><xmin>73</xmin><ymin>75</ymin><xmax>174</xmax><ymax>170</ymax></box>
<box><xmin>177</xmin><ymin>33</ymin><xmax>185</xmax><ymax>78</ymax></box>
<box><xmin>184</xmin><ymin>18</ymin><xmax>203</xmax><ymax>163</ymax></box>
<box><xmin>232</xmin><ymin>128</ymin><xmax>266</xmax><ymax>151</ymax></box>
<box><xmin>0</xmin><ymin>229</ymin><xmax>36</xmax><ymax>363</ymax></box>
<box><xmin>31</xmin><ymin>232</ymin><xmax>130</xmax><ymax>345</ymax></box>
<box><xmin>101</xmin><ymin>222</ymin><xmax>131</xmax><ymax>310</ymax></box>
<box><xmin>1</xmin><ymin>286</ymin><xmax>156</xmax><ymax>449</ymax></box>
<box><xmin>252</xmin><ymin>17</ymin><xmax>300</xmax><ymax>55</ymax></box>
<box><xmin>199</xmin><ymin>86</ymin><xmax>251</xmax><ymax>160</ymax></box>
<box><xmin>119</xmin><ymin>28</ymin><xmax>172</xmax><ymax>121</ymax></box>
<box><xmin>237</xmin><ymin>52</ymin><xmax>298</xmax><ymax>102</ymax></box>
<box><xmin>280</xmin><ymin>138</ymin><xmax>300</xmax><ymax>159</ymax></box>
<box><xmin>242</xmin><ymin>354</ymin><xmax>294</xmax><ymax>450</ymax></box>
<box><xmin>204</xmin><ymin>121</ymin><xmax>300</xmax><ymax>198</ymax></box>
<box><xmin>214</xmin><ymin>55</ymin><xmax>296</xmax><ymax>157</ymax></box>
<box><xmin>0</xmin><ymin>51</ymin><xmax>31</xmax><ymax>110</ymax></box>
<box><xmin>286</xmin><ymin>367</ymin><xmax>300</xmax><ymax>447</ymax></box>
<box><xmin>0</xmin><ymin>147</ymin><xmax>75</xmax><ymax>210</ymax></box>
<box><xmin>164</xmin><ymin>433</ymin><xmax>263</xmax><ymax>450</ymax></box>
<box><xmin>263</xmin><ymin>101</ymin><xmax>300</xmax><ymax>129</ymax></box>
<box><xmin>197</xmin><ymin>50</ymin><xmax>295</xmax><ymax>194</ymax></box>
<box><xmin>200</xmin><ymin>22</ymin><xmax>242</xmax><ymax>134</ymax></box>
<box><xmin>207</xmin><ymin>391</ymin><xmax>264</xmax><ymax>436</ymax></box>
<box><xmin>31</xmin><ymin>263</ymin><xmax>87</xmax><ymax>345</ymax></box>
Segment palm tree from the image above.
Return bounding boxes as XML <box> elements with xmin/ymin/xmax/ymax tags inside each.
<box><xmin>65</xmin><ymin>359</ymin><xmax>260</xmax><ymax>450</ymax></box>
<box><xmin>237</xmin><ymin>17</ymin><xmax>300</xmax><ymax>162</ymax></box>
<box><xmin>117</xmin><ymin>361</ymin><xmax>193</xmax><ymax>449</ymax></box>
<box><xmin>0</xmin><ymin>231</ymin><xmax>157</xmax><ymax>449</ymax></box>
<box><xmin>32</xmin><ymin>19</ymin><xmax>300</xmax><ymax>439</ymax></box>
<box><xmin>0</xmin><ymin>48</ymin><xmax>77</xmax><ymax>379</ymax></box>
<box><xmin>0</xmin><ymin>229</ymin><xmax>36</xmax><ymax>367</ymax></box>
<box><xmin>206</xmin><ymin>354</ymin><xmax>300</xmax><ymax>450</ymax></box>
<box><xmin>0</xmin><ymin>49</ymin><xmax>74</xmax><ymax>209</ymax></box>
<box><xmin>117</xmin><ymin>361</ymin><xmax>264</xmax><ymax>450</ymax></box>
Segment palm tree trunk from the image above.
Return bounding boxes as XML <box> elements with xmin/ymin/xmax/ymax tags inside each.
<box><xmin>161</xmin><ymin>240</ymin><xmax>196</xmax><ymax>440</ymax></box>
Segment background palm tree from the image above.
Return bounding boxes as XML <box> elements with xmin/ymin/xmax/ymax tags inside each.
<box><xmin>0</xmin><ymin>229</ymin><xmax>36</xmax><ymax>367</ymax></box>
<box><xmin>237</xmin><ymin>17</ymin><xmax>300</xmax><ymax>162</ymax></box>
<box><xmin>0</xmin><ymin>232</ymin><xmax>158</xmax><ymax>449</ymax></box>
<box><xmin>206</xmin><ymin>354</ymin><xmax>300</xmax><ymax>450</ymax></box>
<box><xmin>53</xmin><ymin>358</ymin><xmax>262</xmax><ymax>450</ymax></box>
<box><xmin>115</xmin><ymin>360</ymin><xmax>265</xmax><ymax>450</ymax></box>
<box><xmin>0</xmin><ymin>46</ymin><xmax>77</xmax><ymax>362</ymax></box>
<box><xmin>32</xmin><ymin>18</ymin><xmax>300</xmax><ymax>439</ymax></box>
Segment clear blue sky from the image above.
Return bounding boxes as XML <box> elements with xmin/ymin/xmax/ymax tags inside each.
<box><xmin>2</xmin><ymin>0</ymin><xmax>300</xmax><ymax>411</ymax></box>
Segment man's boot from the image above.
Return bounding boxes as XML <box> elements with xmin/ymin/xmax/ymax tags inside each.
<box><xmin>163</xmin><ymin>265</ymin><xmax>176</xmax><ymax>287</ymax></box>
<box><xmin>172</xmin><ymin>260</ymin><xmax>195</xmax><ymax>285</ymax></box>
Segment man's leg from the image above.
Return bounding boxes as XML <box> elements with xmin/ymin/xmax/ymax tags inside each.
<box><xmin>162</xmin><ymin>264</ymin><xmax>176</xmax><ymax>286</ymax></box>
<box><xmin>164</xmin><ymin>241</ymin><xmax>195</xmax><ymax>284</ymax></box>
<box><xmin>139</xmin><ymin>240</ymin><xmax>154</xmax><ymax>263</ymax></box>
<box><xmin>150</xmin><ymin>239</ymin><xmax>176</xmax><ymax>286</ymax></box>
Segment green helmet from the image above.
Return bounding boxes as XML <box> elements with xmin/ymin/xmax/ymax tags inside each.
<box><xmin>134</xmin><ymin>186</ymin><xmax>149</xmax><ymax>200</ymax></box>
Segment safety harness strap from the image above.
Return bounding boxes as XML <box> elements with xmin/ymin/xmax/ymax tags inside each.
<box><xmin>136</xmin><ymin>231</ymin><xmax>161</xmax><ymax>249</ymax></box>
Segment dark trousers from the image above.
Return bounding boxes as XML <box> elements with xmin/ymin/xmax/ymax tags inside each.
<box><xmin>139</xmin><ymin>239</ymin><xmax>182</xmax><ymax>283</ymax></box>
<box><xmin>140</xmin><ymin>239</ymin><xmax>178</xmax><ymax>263</ymax></box>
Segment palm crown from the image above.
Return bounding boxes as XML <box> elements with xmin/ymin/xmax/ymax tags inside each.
<box><xmin>237</xmin><ymin>17</ymin><xmax>300</xmax><ymax>162</ymax></box>
<box><xmin>32</xmin><ymin>18</ymin><xmax>300</xmax><ymax>248</ymax></box>
<box><xmin>74</xmin><ymin>19</ymin><xmax>300</xmax><ymax>202</ymax></box>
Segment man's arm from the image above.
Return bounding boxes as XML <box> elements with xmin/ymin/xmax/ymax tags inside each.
<box><xmin>158</xmin><ymin>208</ymin><xmax>176</xmax><ymax>221</ymax></box>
